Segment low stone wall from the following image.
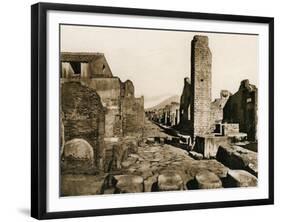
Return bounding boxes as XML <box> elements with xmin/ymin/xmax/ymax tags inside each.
<box><xmin>223</xmin><ymin>123</ymin><xmax>239</xmax><ymax>135</ymax></box>
<box><xmin>194</xmin><ymin>135</ymin><xmax>229</xmax><ymax>158</ymax></box>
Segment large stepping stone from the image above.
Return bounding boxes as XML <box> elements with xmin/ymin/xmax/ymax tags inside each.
<box><xmin>113</xmin><ymin>175</ymin><xmax>144</xmax><ymax>193</ymax></box>
<box><xmin>216</xmin><ymin>145</ymin><xmax>257</xmax><ymax>176</ymax></box>
<box><xmin>226</xmin><ymin>170</ymin><xmax>257</xmax><ymax>187</ymax></box>
<box><xmin>188</xmin><ymin>159</ymin><xmax>228</xmax><ymax>179</ymax></box>
<box><xmin>157</xmin><ymin>171</ymin><xmax>184</xmax><ymax>191</ymax></box>
<box><xmin>195</xmin><ymin>170</ymin><xmax>222</xmax><ymax>189</ymax></box>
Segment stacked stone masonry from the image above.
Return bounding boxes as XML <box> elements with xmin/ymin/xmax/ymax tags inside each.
<box><xmin>191</xmin><ymin>35</ymin><xmax>212</xmax><ymax>138</ymax></box>
<box><xmin>60</xmin><ymin>52</ymin><xmax>144</xmax><ymax>174</ymax></box>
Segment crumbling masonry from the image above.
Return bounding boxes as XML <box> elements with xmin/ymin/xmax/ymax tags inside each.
<box><xmin>60</xmin><ymin>52</ymin><xmax>145</xmax><ymax>173</ymax></box>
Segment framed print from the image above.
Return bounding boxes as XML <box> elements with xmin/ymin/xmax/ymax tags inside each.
<box><xmin>31</xmin><ymin>2</ymin><xmax>274</xmax><ymax>220</ymax></box>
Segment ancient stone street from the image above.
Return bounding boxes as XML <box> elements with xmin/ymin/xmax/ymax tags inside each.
<box><xmin>62</xmin><ymin>118</ymin><xmax>257</xmax><ymax>195</ymax></box>
<box><xmin>60</xmin><ymin>35</ymin><xmax>258</xmax><ymax>197</ymax></box>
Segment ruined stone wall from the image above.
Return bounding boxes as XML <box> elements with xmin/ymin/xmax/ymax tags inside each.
<box><xmin>61</xmin><ymin>52</ymin><xmax>113</xmax><ymax>78</ymax></box>
<box><xmin>191</xmin><ymin>35</ymin><xmax>212</xmax><ymax>138</ymax></box>
<box><xmin>210</xmin><ymin>90</ymin><xmax>231</xmax><ymax>128</ymax></box>
<box><xmin>223</xmin><ymin>80</ymin><xmax>257</xmax><ymax>141</ymax></box>
<box><xmin>169</xmin><ymin>102</ymin><xmax>180</xmax><ymax>126</ymax></box>
<box><xmin>179</xmin><ymin>77</ymin><xmax>192</xmax><ymax>127</ymax></box>
<box><xmin>210</xmin><ymin>103</ymin><xmax>223</xmax><ymax>126</ymax></box>
<box><xmin>195</xmin><ymin>135</ymin><xmax>229</xmax><ymax>159</ymax></box>
<box><xmin>121</xmin><ymin>80</ymin><xmax>144</xmax><ymax>137</ymax></box>
<box><xmin>61</xmin><ymin>81</ymin><xmax>105</xmax><ymax>170</ymax></box>
<box><xmin>84</xmin><ymin>77</ymin><xmax>122</xmax><ymax>138</ymax></box>
<box><xmin>60</xmin><ymin>52</ymin><xmax>148</xmax><ymax>183</ymax></box>
<box><xmin>122</xmin><ymin>96</ymin><xmax>137</xmax><ymax>135</ymax></box>
<box><xmin>61</xmin><ymin>62</ymin><xmax>74</xmax><ymax>78</ymax></box>
<box><xmin>222</xmin><ymin>124</ymin><xmax>239</xmax><ymax>135</ymax></box>
<box><xmin>89</xmin><ymin>56</ymin><xmax>113</xmax><ymax>78</ymax></box>
<box><xmin>134</xmin><ymin>96</ymin><xmax>145</xmax><ymax>134</ymax></box>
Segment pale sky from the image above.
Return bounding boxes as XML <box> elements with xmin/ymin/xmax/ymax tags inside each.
<box><xmin>61</xmin><ymin>25</ymin><xmax>258</xmax><ymax>108</ymax></box>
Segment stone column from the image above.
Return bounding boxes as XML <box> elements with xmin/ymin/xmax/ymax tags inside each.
<box><xmin>191</xmin><ymin>35</ymin><xmax>212</xmax><ymax>139</ymax></box>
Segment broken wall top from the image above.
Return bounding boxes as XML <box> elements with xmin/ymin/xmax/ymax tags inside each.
<box><xmin>61</xmin><ymin>52</ymin><xmax>113</xmax><ymax>78</ymax></box>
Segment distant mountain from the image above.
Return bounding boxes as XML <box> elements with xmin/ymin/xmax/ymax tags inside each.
<box><xmin>145</xmin><ymin>95</ymin><xmax>180</xmax><ymax>111</ymax></box>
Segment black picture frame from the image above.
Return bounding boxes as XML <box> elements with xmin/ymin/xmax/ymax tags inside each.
<box><xmin>31</xmin><ymin>2</ymin><xmax>274</xmax><ymax>220</ymax></box>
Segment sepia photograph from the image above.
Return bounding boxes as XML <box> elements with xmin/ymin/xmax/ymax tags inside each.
<box><xmin>30</xmin><ymin>2</ymin><xmax>275</xmax><ymax>219</ymax></box>
<box><xmin>59</xmin><ymin>25</ymin><xmax>258</xmax><ymax>196</ymax></box>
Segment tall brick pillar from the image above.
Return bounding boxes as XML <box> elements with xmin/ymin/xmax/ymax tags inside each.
<box><xmin>191</xmin><ymin>35</ymin><xmax>212</xmax><ymax>139</ymax></box>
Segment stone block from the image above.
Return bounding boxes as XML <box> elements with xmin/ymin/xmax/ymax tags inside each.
<box><xmin>191</xmin><ymin>159</ymin><xmax>229</xmax><ymax>178</ymax></box>
<box><xmin>113</xmin><ymin>175</ymin><xmax>144</xmax><ymax>193</ymax></box>
<box><xmin>157</xmin><ymin>171</ymin><xmax>184</xmax><ymax>191</ymax></box>
<box><xmin>195</xmin><ymin>170</ymin><xmax>222</xmax><ymax>189</ymax></box>
<box><xmin>216</xmin><ymin>145</ymin><xmax>257</xmax><ymax>176</ymax></box>
<box><xmin>226</xmin><ymin>170</ymin><xmax>257</xmax><ymax>187</ymax></box>
<box><xmin>194</xmin><ymin>135</ymin><xmax>228</xmax><ymax>158</ymax></box>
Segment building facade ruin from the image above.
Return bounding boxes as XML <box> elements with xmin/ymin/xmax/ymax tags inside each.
<box><xmin>223</xmin><ymin>79</ymin><xmax>258</xmax><ymax>141</ymax></box>
<box><xmin>60</xmin><ymin>52</ymin><xmax>145</xmax><ymax>173</ymax></box>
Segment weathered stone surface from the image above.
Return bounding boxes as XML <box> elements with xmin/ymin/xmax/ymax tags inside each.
<box><xmin>104</xmin><ymin>140</ymin><xmax>121</xmax><ymax>171</ymax></box>
<box><xmin>104</xmin><ymin>136</ymin><xmax>140</xmax><ymax>172</ymax></box>
<box><xmin>125</xmin><ymin>138</ymin><xmax>139</xmax><ymax>154</ymax></box>
<box><xmin>226</xmin><ymin>170</ymin><xmax>257</xmax><ymax>187</ymax></box>
<box><xmin>61</xmin><ymin>81</ymin><xmax>105</xmax><ymax>170</ymax></box>
<box><xmin>191</xmin><ymin>35</ymin><xmax>212</xmax><ymax>138</ymax></box>
<box><xmin>194</xmin><ymin>135</ymin><xmax>228</xmax><ymax>159</ymax></box>
<box><xmin>137</xmin><ymin>161</ymin><xmax>151</xmax><ymax>171</ymax></box>
<box><xmin>210</xmin><ymin>91</ymin><xmax>231</xmax><ymax>127</ymax></box>
<box><xmin>178</xmin><ymin>77</ymin><xmax>192</xmax><ymax>132</ymax></box>
<box><xmin>192</xmin><ymin>159</ymin><xmax>229</xmax><ymax>178</ymax></box>
<box><xmin>157</xmin><ymin>171</ymin><xmax>184</xmax><ymax>191</ymax></box>
<box><xmin>246</xmin><ymin>163</ymin><xmax>258</xmax><ymax>177</ymax></box>
<box><xmin>146</xmin><ymin>137</ymin><xmax>155</xmax><ymax>144</ymax></box>
<box><xmin>216</xmin><ymin>144</ymin><xmax>257</xmax><ymax>176</ymax></box>
<box><xmin>61</xmin><ymin>174</ymin><xmax>107</xmax><ymax>196</ymax></box>
<box><xmin>61</xmin><ymin>139</ymin><xmax>96</xmax><ymax>174</ymax></box>
<box><xmin>121</xmin><ymin>156</ymin><xmax>138</xmax><ymax>168</ymax></box>
<box><xmin>195</xmin><ymin>170</ymin><xmax>222</xmax><ymax>189</ymax></box>
<box><xmin>189</xmin><ymin>151</ymin><xmax>203</xmax><ymax>160</ymax></box>
<box><xmin>64</xmin><ymin>139</ymin><xmax>94</xmax><ymax>160</ymax></box>
<box><xmin>61</xmin><ymin>52</ymin><xmax>113</xmax><ymax>78</ymax></box>
<box><xmin>121</xmin><ymin>80</ymin><xmax>144</xmax><ymax>137</ymax></box>
<box><xmin>227</xmin><ymin>133</ymin><xmax>248</xmax><ymax>143</ymax></box>
<box><xmin>144</xmin><ymin>176</ymin><xmax>158</xmax><ymax>192</ymax></box>
<box><xmin>223</xmin><ymin>79</ymin><xmax>258</xmax><ymax>141</ymax></box>
<box><xmin>113</xmin><ymin>175</ymin><xmax>144</xmax><ymax>193</ymax></box>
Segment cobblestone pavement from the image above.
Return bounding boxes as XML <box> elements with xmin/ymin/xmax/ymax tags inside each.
<box><xmin>61</xmin><ymin>118</ymin><xmax>257</xmax><ymax>196</ymax></box>
<box><xmin>113</xmin><ymin>118</ymin><xmax>231</xmax><ymax>193</ymax></box>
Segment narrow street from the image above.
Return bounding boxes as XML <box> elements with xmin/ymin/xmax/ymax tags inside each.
<box><xmin>62</xmin><ymin>117</ymin><xmax>257</xmax><ymax>196</ymax></box>
<box><xmin>114</xmin><ymin>118</ymin><xmax>229</xmax><ymax>193</ymax></box>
